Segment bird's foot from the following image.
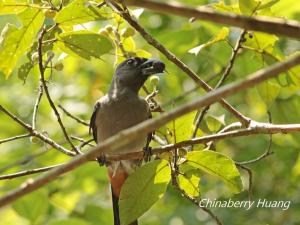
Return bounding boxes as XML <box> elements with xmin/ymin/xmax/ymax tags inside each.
<box><xmin>97</xmin><ymin>154</ymin><xmax>108</xmax><ymax>166</ymax></box>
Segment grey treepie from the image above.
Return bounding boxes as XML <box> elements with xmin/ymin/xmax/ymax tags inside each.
<box><xmin>90</xmin><ymin>57</ymin><xmax>165</xmax><ymax>225</ymax></box>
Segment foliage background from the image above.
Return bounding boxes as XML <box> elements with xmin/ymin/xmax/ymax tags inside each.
<box><xmin>0</xmin><ymin>0</ymin><xmax>300</xmax><ymax>224</ymax></box>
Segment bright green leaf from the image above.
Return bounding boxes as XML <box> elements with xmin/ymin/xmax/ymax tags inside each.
<box><xmin>257</xmin><ymin>80</ymin><xmax>280</xmax><ymax>108</ymax></box>
<box><xmin>0</xmin><ymin>7</ymin><xmax>44</xmax><ymax>77</ymax></box>
<box><xmin>166</xmin><ymin>111</ymin><xmax>197</xmax><ymax>142</ymax></box>
<box><xmin>239</xmin><ymin>0</ymin><xmax>259</xmax><ymax>15</ymax></box>
<box><xmin>0</xmin><ymin>0</ymin><xmax>34</xmax><ymax>15</ymax></box>
<box><xmin>12</xmin><ymin>190</ymin><xmax>48</xmax><ymax>223</ymax></box>
<box><xmin>213</xmin><ymin>1</ymin><xmax>240</xmax><ymax>14</ymax></box>
<box><xmin>188</xmin><ymin>27</ymin><xmax>229</xmax><ymax>56</ymax></box>
<box><xmin>55</xmin><ymin>0</ymin><xmax>109</xmax><ymax>26</ymax></box>
<box><xmin>119</xmin><ymin>159</ymin><xmax>171</xmax><ymax>225</ymax></box>
<box><xmin>56</xmin><ymin>31</ymin><xmax>113</xmax><ymax>60</ymax></box>
<box><xmin>178</xmin><ymin>169</ymin><xmax>201</xmax><ymax>198</ymax></box>
<box><xmin>258</xmin><ymin>0</ymin><xmax>280</xmax><ymax>10</ymax></box>
<box><xmin>243</xmin><ymin>32</ymin><xmax>278</xmax><ymax>53</ymax></box>
<box><xmin>206</xmin><ymin>114</ymin><xmax>225</xmax><ymax>132</ymax></box>
<box><xmin>184</xmin><ymin>151</ymin><xmax>243</xmax><ymax>193</ymax></box>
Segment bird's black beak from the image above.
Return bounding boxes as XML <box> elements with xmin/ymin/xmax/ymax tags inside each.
<box><xmin>140</xmin><ymin>58</ymin><xmax>165</xmax><ymax>76</ymax></box>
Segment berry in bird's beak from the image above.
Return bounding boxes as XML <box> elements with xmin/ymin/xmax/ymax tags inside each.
<box><xmin>140</xmin><ymin>58</ymin><xmax>165</xmax><ymax>76</ymax></box>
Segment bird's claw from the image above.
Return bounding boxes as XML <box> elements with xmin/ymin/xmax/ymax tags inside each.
<box><xmin>97</xmin><ymin>154</ymin><xmax>108</xmax><ymax>166</ymax></box>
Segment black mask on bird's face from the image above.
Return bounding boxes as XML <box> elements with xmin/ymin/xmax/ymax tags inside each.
<box><xmin>111</xmin><ymin>57</ymin><xmax>165</xmax><ymax>93</ymax></box>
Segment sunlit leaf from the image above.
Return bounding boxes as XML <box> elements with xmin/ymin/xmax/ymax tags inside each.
<box><xmin>56</xmin><ymin>31</ymin><xmax>113</xmax><ymax>60</ymax></box>
<box><xmin>166</xmin><ymin>111</ymin><xmax>197</xmax><ymax>142</ymax></box>
<box><xmin>188</xmin><ymin>27</ymin><xmax>229</xmax><ymax>55</ymax></box>
<box><xmin>205</xmin><ymin>114</ymin><xmax>225</xmax><ymax>132</ymax></box>
<box><xmin>258</xmin><ymin>0</ymin><xmax>280</xmax><ymax>10</ymax></box>
<box><xmin>55</xmin><ymin>0</ymin><xmax>109</xmax><ymax>26</ymax></box>
<box><xmin>183</xmin><ymin>151</ymin><xmax>243</xmax><ymax>193</ymax></box>
<box><xmin>119</xmin><ymin>159</ymin><xmax>171</xmax><ymax>225</ymax></box>
<box><xmin>0</xmin><ymin>0</ymin><xmax>34</xmax><ymax>15</ymax></box>
<box><xmin>243</xmin><ymin>32</ymin><xmax>278</xmax><ymax>53</ymax></box>
<box><xmin>239</xmin><ymin>0</ymin><xmax>259</xmax><ymax>15</ymax></box>
<box><xmin>0</xmin><ymin>7</ymin><xmax>44</xmax><ymax>77</ymax></box>
<box><xmin>257</xmin><ymin>80</ymin><xmax>280</xmax><ymax>108</ymax></box>
<box><xmin>178</xmin><ymin>169</ymin><xmax>201</xmax><ymax>198</ymax></box>
<box><xmin>213</xmin><ymin>1</ymin><xmax>240</xmax><ymax>14</ymax></box>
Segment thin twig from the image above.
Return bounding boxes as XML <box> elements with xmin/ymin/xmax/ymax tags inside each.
<box><xmin>1</xmin><ymin>54</ymin><xmax>300</xmax><ymax>207</ymax></box>
<box><xmin>0</xmin><ymin>164</ymin><xmax>64</xmax><ymax>180</ymax></box>
<box><xmin>37</xmin><ymin>27</ymin><xmax>80</xmax><ymax>155</ymax></box>
<box><xmin>32</xmin><ymin>82</ymin><xmax>43</xmax><ymax>130</ymax></box>
<box><xmin>58</xmin><ymin>104</ymin><xmax>89</xmax><ymax>126</ymax></box>
<box><xmin>0</xmin><ymin>134</ymin><xmax>31</xmax><ymax>145</ymax></box>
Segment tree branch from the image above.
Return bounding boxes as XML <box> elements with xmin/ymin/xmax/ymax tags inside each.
<box><xmin>58</xmin><ymin>104</ymin><xmax>89</xmax><ymax>126</ymax></box>
<box><xmin>0</xmin><ymin>53</ymin><xmax>299</xmax><ymax>207</ymax></box>
<box><xmin>122</xmin><ymin>0</ymin><xmax>300</xmax><ymax>39</ymax></box>
<box><xmin>0</xmin><ymin>104</ymin><xmax>76</xmax><ymax>157</ymax></box>
<box><xmin>0</xmin><ymin>134</ymin><xmax>31</xmax><ymax>145</ymax></box>
<box><xmin>0</xmin><ymin>164</ymin><xmax>64</xmax><ymax>180</ymax></box>
<box><xmin>37</xmin><ymin>27</ymin><xmax>80</xmax><ymax>154</ymax></box>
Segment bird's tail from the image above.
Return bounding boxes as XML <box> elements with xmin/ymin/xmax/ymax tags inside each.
<box><xmin>109</xmin><ymin>169</ymin><xmax>138</xmax><ymax>225</ymax></box>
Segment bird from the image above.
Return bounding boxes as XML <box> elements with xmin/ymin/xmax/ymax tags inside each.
<box><xmin>89</xmin><ymin>57</ymin><xmax>165</xmax><ymax>225</ymax></box>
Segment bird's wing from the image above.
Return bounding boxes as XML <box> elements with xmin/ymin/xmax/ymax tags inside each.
<box><xmin>89</xmin><ymin>101</ymin><xmax>101</xmax><ymax>143</ymax></box>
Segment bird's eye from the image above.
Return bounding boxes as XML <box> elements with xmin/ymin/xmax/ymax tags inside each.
<box><xmin>126</xmin><ymin>59</ymin><xmax>134</xmax><ymax>65</ymax></box>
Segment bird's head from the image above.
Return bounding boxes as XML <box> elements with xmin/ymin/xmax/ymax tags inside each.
<box><xmin>112</xmin><ymin>57</ymin><xmax>165</xmax><ymax>93</ymax></box>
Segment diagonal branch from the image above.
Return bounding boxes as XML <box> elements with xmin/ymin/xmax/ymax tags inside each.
<box><xmin>0</xmin><ymin>53</ymin><xmax>299</xmax><ymax>207</ymax></box>
<box><xmin>0</xmin><ymin>164</ymin><xmax>64</xmax><ymax>180</ymax></box>
<box><xmin>0</xmin><ymin>134</ymin><xmax>31</xmax><ymax>145</ymax></box>
<box><xmin>121</xmin><ymin>0</ymin><xmax>300</xmax><ymax>39</ymax></box>
<box><xmin>0</xmin><ymin>104</ymin><xmax>76</xmax><ymax>157</ymax></box>
<box><xmin>58</xmin><ymin>104</ymin><xmax>89</xmax><ymax>126</ymax></box>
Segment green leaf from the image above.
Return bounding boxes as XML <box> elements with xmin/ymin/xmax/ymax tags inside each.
<box><xmin>188</xmin><ymin>27</ymin><xmax>229</xmax><ymax>55</ymax></box>
<box><xmin>12</xmin><ymin>190</ymin><xmax>49</xmax><ymax>223</ymax></box>
<box><xmin>18</xmin><ymin>61</ymin><xmax>33</xmax><ymax>82</ymax></box>
<box><xmin>55</xmin><ymin>0</ymin><xmax>109</xmax><ymax>26</ymax></box>
<box><xmin>206</xmin><ymin>114</ymin><xmax>225</xmax><ymax>132</ymax></box>
<box><xmin>119</xmin><ymin>159</ymin><xmax>171</xmax><ymax>225</ymax></box>
<box><xmin>239</xmin><ymin>0</ymin><xmax>259</xmax><ymax>15</ymax></box>
<box><xmin>0</xmin><ymin>0</ymin><xmax>33</xmax><ymax>15</ymax></box>
<box><xmin>184</xmin><ymin>151</ymin><xmax>243</xmax><ymax>193</ymax></box>
<box><xmin>257</xmin><ymin>80</ymin><xmax>280</xmax><ymax>108</ymax></box>
<box><xmin>178</xmin><ymin>169</ymin><xmax>201</xmax><ymax>198</ymax></box>
<box><xmin>243</xmin><ymin>32</ymin><xmax>278</xmax><ymax>53</ymax></box>
<box><xmin>56</xmin><ymin>31</ymin><xmax>113</xmax><ymax>60</ymax></box>
<box><xmin>258</xmin><ymin>0</ymin><xmax>280</xmax><ymax>10</ymax></box>
<box><xmin>48</xmin><ymin>218</ymin><xmax>89</xmax><ymax>225</ymax></box>
<box><xmin>166</xmin><ymin>111</ymin><xmax>197</xmax><ymax>142</ymax></box>
<box><xmin>213</xmin><ymin>1</ymin><xmax>240</xmax><ymax>14</ymax></box>
<box><xmin>0</xmin><ymin>7</ymin><xmax>44</xmax><ymax>78</ymax></box>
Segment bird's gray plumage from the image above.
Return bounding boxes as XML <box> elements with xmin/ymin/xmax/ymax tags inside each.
<box><xmin>90</xmin><ymin>57</ymin><xmax>165</xmax><ymax>225</ymax></box>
